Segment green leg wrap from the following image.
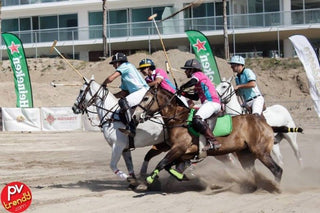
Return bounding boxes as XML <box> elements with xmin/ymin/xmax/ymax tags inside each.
<box><xmin>146</xmin><ymin>169</ymin><xmax>159</xmax><ymax>184</ymax></box>
<box><xmin>169</xmin><ymin>168</ymin><xmax>184</xmax><ymax>181</ymax></box>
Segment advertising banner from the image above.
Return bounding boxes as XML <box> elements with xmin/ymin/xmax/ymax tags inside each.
<box><xmin>41</xmin><ymin>107</ymin><xmax>82</xmax><ymax>131</ymax></box>
<box><xmin>2</xmin><ymin>108</ymin><xmax>41</xmax><ymax>131</ymax></box>
<box><xmin>186</xmin><ymin>30</ymin><xmax>221</xmax><ymax>85</ymax></box>
<box><xmin>289</xmin><ymin>35</ymin><xmax>320</xmax><ymax>117</ymax></box>
<box><xmin>2</xmin><ymin>33</ymin><xmax>33</xmax><ymax>108</ymax></box>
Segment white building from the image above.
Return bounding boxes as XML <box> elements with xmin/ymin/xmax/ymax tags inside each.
<box><xmin>2</xmin><ymin>0</ymin><xmax>320</xmax><ymax>61</ymax></box>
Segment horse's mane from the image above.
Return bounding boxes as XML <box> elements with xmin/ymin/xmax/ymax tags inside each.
<box><xmin>156</xmin><ymin>86</ymin><xmax>190</xmax><ymax>109</ymax></box>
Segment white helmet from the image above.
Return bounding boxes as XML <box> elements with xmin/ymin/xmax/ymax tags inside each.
<box><xmin>229</xmin><ymin>55</ymin><xmax>245</xmax><ymax>65</ymax></box>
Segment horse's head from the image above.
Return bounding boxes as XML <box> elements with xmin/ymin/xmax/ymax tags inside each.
<box><xmin>72</xmin><ymin>76</ymin><xmax>100</xmax><ymax>114</ymax></box>
<box><xmin>216</xmin><ymin>77</ymin><xmax>234</xmax><ymax>103</ymax></box>
<box><xmin>132</xmin><ymin>87</ymin><xmax>159</xmax><ymax>123</ymax></box>
<box><xmin>133</xmin><ymin>86</ymin><xmax>175</xmax><ymax>123</ymax></box>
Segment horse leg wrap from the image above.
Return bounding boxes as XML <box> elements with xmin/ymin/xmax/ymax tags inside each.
<box><xmin>168</xmin><ymin>168</ymin><xmax>184</xmax><ymax>181</ymax></box>
<box><xmin>146</xmin><ymin>169</ymin><xmax>159</xmax><ymax>184</ymax></box>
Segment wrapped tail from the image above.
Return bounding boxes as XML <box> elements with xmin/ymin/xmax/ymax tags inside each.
<box><xmin>272</xmin><ymin>126</ymin><xmax>303</xmax><ymax>133</ymax></box>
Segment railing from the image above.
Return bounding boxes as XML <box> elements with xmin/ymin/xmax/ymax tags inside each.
<box><xmin>2</xmin><ymin>8</ymin><xmax>320</xmax><ymax>59</ymax></box>
<box><xmin>8</xmin><ymin>9</ymin><xmax>320</xmax><ymax>44</ymax></box>
<box><xmin>2</xmin><ymin>0</ymin><xmax>81</xmax><ymax>6</ymax></box>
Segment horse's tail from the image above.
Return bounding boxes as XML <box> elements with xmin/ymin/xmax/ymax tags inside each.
<box><xmin>272</xmin><ymin>126</ymin><xmax>303</xmax><ymax>133</ymax></box>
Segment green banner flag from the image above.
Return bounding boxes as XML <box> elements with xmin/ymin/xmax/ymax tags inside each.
<box><xmin>2</xmin><ymin>33</ymin><xmax>33</xmax><ymax>108</ymax></box>
<box><xmin>186</xmin><ymin>30</ymin><xmax>221</xmax><ymax>85</ymax></box>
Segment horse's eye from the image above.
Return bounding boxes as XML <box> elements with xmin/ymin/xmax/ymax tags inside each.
<box><xmin>142</xmin><ymin>97</ymin><xmax>149</xmax><ymax>102</ymax></box>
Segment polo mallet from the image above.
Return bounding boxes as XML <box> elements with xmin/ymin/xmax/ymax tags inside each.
<box><xmin>148</xmin><ymin>14</ymin><xmax>178</xmax><ymax>89</ymax></box>
<box><xmin>50</xmin><ymin>80</ymin><xmax>82</xmax><ymax>87</ymax></box>
<box><xmin>160</xmin><ymin>0</ymin><xmax>203</xmax><ymax>22</ymax></box>
<box><xmin>50</xmin><ymin>40</ymin><xmax>85</xmax><ymax>80</ymax></box>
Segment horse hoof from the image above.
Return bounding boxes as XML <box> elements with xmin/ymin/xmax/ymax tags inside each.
<box><xmin>135</xmin><ymin>183</ymin><xmax>148</xmax><ymax>192</ymax></box>
<box><xmin>127</xmin><ymin>177</ymin><xmax>138</xmax><ymax>186</ymax></box>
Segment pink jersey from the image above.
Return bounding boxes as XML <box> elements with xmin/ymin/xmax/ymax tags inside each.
<box><xmin>145</xmin><ymin>68</ymin><xmax>176</xmax><ymax>93</ymax></box>
<box><xmin>192</xmin><ymin>72</ymin><xmax>220</xmax><ymax>104</ymax></box>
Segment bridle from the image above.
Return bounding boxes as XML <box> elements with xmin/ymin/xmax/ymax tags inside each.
<box><xmin>217</xmin><ymin>80</ymin><xmax>243</xmax><ymax>115</ymax></box>
<box><xmin>75</xmin><ymin>80</ymin><xmax>119</xmax><ymax>127</ymax></box>
<box><xmin>136</xmin><ymin>87</ymin><xmax>190</xmax><ymax>126</ymax></box>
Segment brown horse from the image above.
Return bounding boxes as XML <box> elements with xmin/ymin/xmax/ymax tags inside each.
<box><xmin>132</xmin><ymin>86</ymin><xmax>284</xmax><ymax>187</ymax></box>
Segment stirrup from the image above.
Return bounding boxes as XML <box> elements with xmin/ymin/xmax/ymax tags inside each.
<box><xmin>119</xmin><ymin>128</ymin><xmax>135</xmax><ymax>138</ymax></box>
<box><xmin>202</xmin><ymin>141</ymin><xmax>221</xmax><ymax>151</ymax></box>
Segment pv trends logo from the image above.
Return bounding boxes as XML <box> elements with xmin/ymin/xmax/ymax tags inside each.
<box><xmin>1</xmin><ymin>182</ymin><xmax>32</xmax><ymax>213</ymax></box>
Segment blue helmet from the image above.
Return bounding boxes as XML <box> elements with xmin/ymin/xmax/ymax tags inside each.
<box><xmin>138</xmin><ymin>58</ymin><xmax>155</xmax><ymax>70</ymax></box>
<box><xmin>229</xmin><ymin>55</ymin><xmax>245</xmax><ymax>65</ymax></box>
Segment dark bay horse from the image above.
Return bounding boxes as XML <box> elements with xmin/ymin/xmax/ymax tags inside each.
<box><xmin>132</xmin><ymin>86</ymin><xmax>285</xmax><ymax>187</ymax></box>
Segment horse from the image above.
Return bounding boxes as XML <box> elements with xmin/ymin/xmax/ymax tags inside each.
<box><xmin>216</xmin><ymin>77</ymin><xmax>303</xmax><ymax>167</ymax></box>
<box><xmin>72</xmin><ymin>77</ymin><xmax>169</xmax><ymax>185</ymax></box>
<box><xmin>132</xmin><ymin>86</ymin><xmax>287</xmax><ymax>188</ymax></box>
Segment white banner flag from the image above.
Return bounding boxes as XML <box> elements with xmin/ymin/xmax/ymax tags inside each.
<box><xmin>289</xmin><ymin>35</ymin><xmax>320</xmax><ymax>117</ymax></box>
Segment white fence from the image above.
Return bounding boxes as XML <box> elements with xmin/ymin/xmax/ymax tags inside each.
<box><xmin>1</xmin><ymin>107</ymin><xmax>100</xmax><ymax>132</ymax></box>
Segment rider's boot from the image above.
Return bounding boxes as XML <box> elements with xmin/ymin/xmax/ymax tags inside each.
<box><xmin>192</xmin><ymin>115</ymin><xmax>221</xmax><ymax>151</ymax></box>
<box><xmin>118</xmin><ymin>98</ymin><xmax>136</xmax><ymax>137</ymax></box>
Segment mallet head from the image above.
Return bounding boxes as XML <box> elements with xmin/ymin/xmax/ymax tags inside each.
<box><xmin>50</xmin><ymin>40</ymin><xmax>58</xmax><ymax>53</ymax></box>
<box><xmin>148</xmin><ymin>14</ymin><xmax>158</xmax><ymax>21</ymax></box>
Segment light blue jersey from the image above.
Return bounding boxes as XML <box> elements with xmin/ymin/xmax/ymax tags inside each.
<box><xmin>117</xmin><ymin>62</ymin><xmax>149</xmax><ymax>93</ymax></box>
<box><xmin>235</xmin><ymin>68</ymin><xmax>262</xmax><ymax>102</ymax></box>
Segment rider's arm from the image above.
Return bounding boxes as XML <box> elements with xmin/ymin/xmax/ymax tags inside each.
<box><xmin>103</xmin><ymin>71</ymin><xmax>121</xmax><ymax>86</ymax></box>
<box><xmin>234</xmin><ymin>80</ymin><xmax>256</xmax><ymax>90</ymax></box>
<box><xmin>183</xmin><ymin>92</ymin><xmax>199</xmax><ymax>100</ymax></box>
<box><xmin>148</xmin><ymin>77</ymin><xmax>162</xmax><ymax>87</ymax></box>
<box><xmin>180</xmin><ymin>78</ymin><xmax>198</xmax><ymax>91</ymax></box>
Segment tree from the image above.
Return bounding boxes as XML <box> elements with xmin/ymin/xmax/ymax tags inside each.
<box><xmin>223</xmin><ymin>0</ymin><xmax>229</xmax><ymax>60</ymax></box>
<box><xmin>102</xmin><ymin>0</ymin><xmax>108</xmax><ymax>58</ymax></box>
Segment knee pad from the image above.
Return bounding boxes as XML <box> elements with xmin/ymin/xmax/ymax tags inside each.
<box><xmin>192</xmin><ymin>115</ymin><xmax>206</xmax><ymax>133</ymax></box>
<box><xmin>118</xmin><ymin>98</ymin><xmax>130</xmax><ymax>111</ymax></box>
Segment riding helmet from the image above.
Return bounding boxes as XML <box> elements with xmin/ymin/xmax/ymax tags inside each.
<box><xmin>109</xmin><ymin>52</ymin><xmax>128</xmax><ymax>64</ymax></box>
<box><xmin>228</xmin><ymin>55</ymin><xmax>245</xmax><ymax>65</ymax></box>
<box><xmin>180</xmin><ymin>59</ymin><xmax>202</xmax><ymax>71</ymax></box>
<box><xmin>138</xmin><ymin>58</ymin><xmax>155</xmax><ymax>70</ymax></box>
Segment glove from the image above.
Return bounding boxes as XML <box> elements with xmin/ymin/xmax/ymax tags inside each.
<box><xmin>177</xmin><ymin>90</ymin><xmax>186</xmax><ymax>96</ymax></box>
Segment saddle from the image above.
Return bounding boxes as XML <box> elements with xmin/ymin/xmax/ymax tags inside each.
<box><xmin>187</xmin><ymin>109</ymin><xmax>233</xmax><ymax>137</ymax></box>
<box><xmin>243</xmin><ymin>103</ymin><xmax>266</xmax><ymax>114</ymax></box>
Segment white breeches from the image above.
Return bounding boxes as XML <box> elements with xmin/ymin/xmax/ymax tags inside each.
<box><xmin>125</xmin><ymin>87</ymin><xmax>148</xmax><ymax>107</ymax></box>
<box><xmin>246</xmin><ymin>95</ymin><xmax>265</xmax><ymax>115</ymax></box>
<box><xmin>195</xmin><ymin>101</ymin><xmax>221</xmax><ymax>120</ymax></box>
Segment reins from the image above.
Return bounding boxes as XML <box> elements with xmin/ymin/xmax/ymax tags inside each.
<box><xmin>140</xmin><ymin>87</ymin><xmax>191</xmax><ymax>128</ymax></box>
<box><xmin>218</xmin><ymin>81</ymin><xmax>243</xmax><ymax>115</ymax></box>
<box><xmin>77</xmin><ymin>80</ymin><xmax>120</xmax><ymax>127</ymax></box>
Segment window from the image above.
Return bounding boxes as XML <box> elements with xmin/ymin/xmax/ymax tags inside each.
<box><xmin>305</xmin><ymin>0</ymin><xmax>320</xmax><ymax>9</ymax></box>
<box><xmin>248</xmin><ymin>0</ymin><xmax>263</xmax><ymax>27</ymax></box>
<box><xmin>20</xmin><ymin>18</ymin><xmax>32</xmax><ymax>43</ymax></box>
<box><xmin>59</xmin><ymin>14</ymin><xmax>78</xmax><ymax>40</ymax></box>
<box><xmin>2</xmin><ymin>19</ymin><xmax>18</xmax><ymax>32</ymax></box>
<box><xmin>89</xmin><ymin>12</ymin><xmax>103</xmax><ymax>39</ymax></box>
<box><xmin>132</xmin><ymin>8</ymin><xmax>152</xmax><ymax>36</ymax></box>
<box><xmin>291</xmin><ymin>0</ymin><xmax>303</xmax><ymax>10</ymax></box>
<box><xmin>39</xmin><ymin>16</ymin><xmax>58</xmax><ymax>42</ymax></box>
<box><xmin>109</xmin><ymin>10</ymin><xmax>128</xmax><ymax>37</ymax></box>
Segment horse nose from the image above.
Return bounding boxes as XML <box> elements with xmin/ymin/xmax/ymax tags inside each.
<box><xmin>72</xmin><ymin>104</ymin><xmax>80</xmax><ymax>114</ymax></box>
